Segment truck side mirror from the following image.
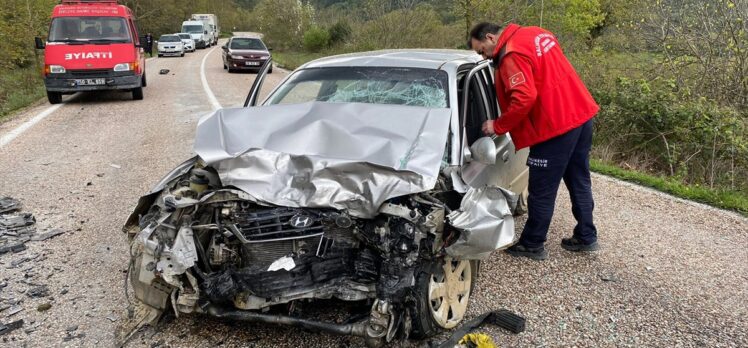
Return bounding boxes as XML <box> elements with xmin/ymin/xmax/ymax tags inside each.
<box><xmin>204</xmin><ymin>30</ymin><xmax>208</xmax><ymax>34</ymax></box>
<box><xmin>34</xmin><ymin>37</ymin><xmax>45</xmax><ymax>49</ymax></box>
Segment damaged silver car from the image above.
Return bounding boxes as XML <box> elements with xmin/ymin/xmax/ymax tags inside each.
<box><xmin>124</xmin><ymin>50</ymin><xmax>529</xmax><ymax>346</ymax></box>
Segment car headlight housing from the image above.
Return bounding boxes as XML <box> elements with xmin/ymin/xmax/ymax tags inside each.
<box><xmin>230</xmin><ymin>55</ymin><xmax>243</xmax><ymax>59</ymax></box>
<box><xmin>113</xmin><ymin>63</ymin><xmax>133</xmax><ymax>72</ymax></box>
<box><xmin>259</xmin><ymin>56</ymin><xmax>269</xmax><ymax>60</ymax></box>
<box><xmin>49</xmin><ymin>65</ymin><xmax>66</xmax><ymax>74</ymax></box>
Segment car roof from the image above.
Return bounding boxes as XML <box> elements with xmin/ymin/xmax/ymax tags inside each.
<box><xmin>300</xmin><ymin>49</ymin><xmax>484</xmax><ymax>71</ymax></box>
<box><xmin>230</xmin><ymin>36</ymin><xmax>263</xmax><ymax>41</ymax></box>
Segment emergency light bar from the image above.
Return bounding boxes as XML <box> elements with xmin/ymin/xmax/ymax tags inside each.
<box><xmin>60</xmin><ymin>0</ymin><xmax>119</xmax><ymax>4</ymax></box>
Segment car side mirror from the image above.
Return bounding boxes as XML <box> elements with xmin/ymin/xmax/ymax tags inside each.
<box><xmin>221</xmin><ymin>45</ymin><xmax>227</xmax><ymax>50</ymax></box>
<box><xmin>268</xmin><ymin>48</ymin><xmax>273</xmax><ymax>51</ymax></box>
<box><xmin>469</xmin><ymin>137</ymin><xmax>497</xmax><ymax>165</ymax></box>
<box><xmin>34</xmin><ymin>37</ymin><xmax>45</xmax><ymax>49</ymax></box>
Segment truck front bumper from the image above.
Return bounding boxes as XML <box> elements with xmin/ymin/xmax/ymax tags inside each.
<box><xmin>44</xmin><ymin>71</ymin><xmax>142</xmax><ymax>93</ymax></box>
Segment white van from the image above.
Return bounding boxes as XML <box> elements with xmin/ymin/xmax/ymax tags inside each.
<box><xmin>181</xmin><ymin>20</ymin><xmax>210</xmax><ymax>49</ymax></box>
<box><xmin>191</xmin><ymin>14</ymin><xmax>219</xmax><ymax>46</ymax></box>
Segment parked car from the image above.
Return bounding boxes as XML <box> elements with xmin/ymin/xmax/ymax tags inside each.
<box><xmin>221</xmin><ymin>36</ymin><xmax>272</xmax><ymax>73</ymax></box>
<box><xmin>157</xmin><ymin>34</ymin><xmax>184</xmax><ymax>57</ymax></box>
<box><xmin>176</xmin><ymin>33</ymin><xmax>196</xmax><ymax>52</ymax></box>
<box><xmin>125</xmin><ymin>50</ymin><xmax>529</xmax><ymax>347</ymax></box>
<box><xmin>34</xmin><ymin>0</ymin><xmax>146</xmax><ymax>104</ymax></box>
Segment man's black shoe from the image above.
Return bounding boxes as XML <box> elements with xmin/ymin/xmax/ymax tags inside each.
<box><xmin>561</xmin><ymin>237</ymin><xmax>599</xmax><ymax>252</ymax></box>
<box><xmin>506</xmin><ymin>244</ymin><xmax>548</xmax><ymax>260</ymax></box>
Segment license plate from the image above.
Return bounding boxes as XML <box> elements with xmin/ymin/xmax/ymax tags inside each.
<box><xmin>245</xmin><ymin>61</ymin><xmax>261</xmax><ymax>66</ymax></box>
<box><xmin>75</xmin><ymin>78</ymin><xmax>105</xmax><ymax>86</ymax></box>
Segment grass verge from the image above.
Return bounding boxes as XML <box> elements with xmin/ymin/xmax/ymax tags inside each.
<box><xmin>0</xmin><ymin>65</ymin><xmax>46</xmax><ymax>120</ymax></box>
<box><xmin>591</xmin><ymin>159</ymin><xmax>748</xmax><ymax>216</ymax></box>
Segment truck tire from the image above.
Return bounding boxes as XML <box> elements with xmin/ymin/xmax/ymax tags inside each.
<box><xmin>410</xmin><ymin>258</ymin><xmax>478</xmax><ymax>339</ymax></box>
<box><xmin>132</xmin><ymin>87</ymin><xmax>144</xmax><ymax>100</ymax></box>
<box><xmin>141</xmin><ymin>73</ymin><xmax>147</xmax><ymax>88</ymax></box>
<box><xmin>47</xmin><ymin>91</ymin><xmax>62</xmax><ymax>104</ymax></box>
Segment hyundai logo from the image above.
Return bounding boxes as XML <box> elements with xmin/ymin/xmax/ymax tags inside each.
<box><xmin>289</xmin><ymin>214</ymin><xmax>314</xmax><ymax>228</ymax></box>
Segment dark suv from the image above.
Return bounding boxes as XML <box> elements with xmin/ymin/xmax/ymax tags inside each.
<box><xmin>221</xmin><ymin>36</ymin><xmax>272</xmax><ymax>73</ymax></box>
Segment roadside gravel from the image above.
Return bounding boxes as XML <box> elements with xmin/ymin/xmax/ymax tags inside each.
<box><xmin>0</xmin><ymin>41</ymin><xmax>745</xmax><ymax>348</ymax></box>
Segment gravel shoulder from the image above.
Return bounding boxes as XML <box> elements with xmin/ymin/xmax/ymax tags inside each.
<box><xmin>0</xmin><ymin>44</ymin><xmax>745</xmax><ymax>348</ymax></box>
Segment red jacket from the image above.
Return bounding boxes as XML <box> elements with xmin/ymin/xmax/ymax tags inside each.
<box><xmin>491</xmin><ymin>24</ymin><xmax>599</xmax><ymax>150</ymax></box>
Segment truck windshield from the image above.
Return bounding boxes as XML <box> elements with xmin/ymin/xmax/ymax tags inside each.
<box><xmin>182</xmin><ymin>25</ymin><xmax>204</xmax><ymax>33</ymax></box>
<box><xmin>48</xmin><ymin>17</ymin><xmax>131</xmax><ymax>43</ymax></box>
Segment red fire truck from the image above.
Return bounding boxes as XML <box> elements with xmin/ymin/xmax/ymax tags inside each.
<box><xmin>35</xmin><ymin>0</ymin><xmax>147</xmax><ymax>104</ymax></box>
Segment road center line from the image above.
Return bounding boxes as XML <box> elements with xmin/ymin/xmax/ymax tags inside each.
<box><xmin>200</xmin><ymin>46</ymin><xmax>222</xmax><ymax>111</ymax></box>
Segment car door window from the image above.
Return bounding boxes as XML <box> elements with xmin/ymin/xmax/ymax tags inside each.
<box><xmin>459</xmin><ymin>70</ymin><xmax>492</xmax><ymax>147</ymax></box>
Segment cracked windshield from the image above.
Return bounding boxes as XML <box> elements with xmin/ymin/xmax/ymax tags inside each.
<box><xmin>266</xmin><ymin>67</ymin><xmax>449</xmax><ymax>108</ymax></box>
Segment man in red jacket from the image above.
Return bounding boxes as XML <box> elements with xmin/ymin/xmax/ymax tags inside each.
<box><xmin>469</xmin><ymin>22</ymin><xmax>599</xmax><ymax>260</ymax></box>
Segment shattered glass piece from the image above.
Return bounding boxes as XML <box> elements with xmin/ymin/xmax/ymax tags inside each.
<box><xmin>445</xmin><ymin>186</ymin><xmax>517</xmax><ymax>260</ymax></box>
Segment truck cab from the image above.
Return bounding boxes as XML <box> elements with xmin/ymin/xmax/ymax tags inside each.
<box><xmin>36</xmin><ymin>0</ymin><xmax>147</xmax><ymax>104</ymax></box>
<box><xmin>181</xmin><ymin>21</ymin><xmax>210</xmax><ymax>49</ymax></box>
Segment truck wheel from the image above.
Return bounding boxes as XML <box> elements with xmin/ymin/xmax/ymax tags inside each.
<box><xmin>410</xmin><ymin>258</ymin><xmax>476</xmax><ymax>339</ymax></box>
<box><xmin>141</xmin><ymin>73</ymin><xmax>147</xmax><ymax>88</ymax></box>
<box><xmin>47</xmin><ymin>91</ymin><xmax>62</xmax><ymax>104</ymax></box>
<box><xmin>132</xmin><ymin>87</ymin><xmax>144</xmax><ymax>100</ymax></box>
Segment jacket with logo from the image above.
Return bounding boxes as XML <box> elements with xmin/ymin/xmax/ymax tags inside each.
<box><xmin>491</xmin><ymin>23</ymin><xmax>599</xmax><ymax>150</ymax></box>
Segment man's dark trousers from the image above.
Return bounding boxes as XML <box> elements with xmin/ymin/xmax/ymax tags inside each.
<box><xmin>519</xmin><ymin>119</ymin><xmax>597</xmax><ymax>248</ymax></box>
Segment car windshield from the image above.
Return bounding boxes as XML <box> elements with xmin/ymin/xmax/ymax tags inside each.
<box><xmin>230</xmin><ymin>38</ymin><xmax>266</xmax><ymax>50</ymax></box>
<box><xmin>178</xmin><ymin>34</ymin><xmax>191</xmax><ymax>40</ymax></box>
<box><xmin>48</xmin><ymin>17</ymin><xmax>131</xmax><ymax>43</ymax></box>
<box><xmin>182</xmin><ymin>25</ymin><xmax>203</xmax><ymax>33</ymax></box>
<box><xmin>159</xmin><ymin>35</ymin><xmax>180</xmax><ymax>42</ymax></box>
<box><xmin>266</xmin><ymin>67</ymin><xmax>450</xmax><ymax>108</ymax></box>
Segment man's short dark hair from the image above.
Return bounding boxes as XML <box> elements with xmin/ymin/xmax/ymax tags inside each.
<box><xmin>467</xmin><ymin>22</ymin><xmax>503</xmax><ymax>48</ymax></box>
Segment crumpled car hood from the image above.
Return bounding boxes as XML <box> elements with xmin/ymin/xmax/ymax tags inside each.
<box><xmin>193</xmin><ymin>101</ymin><xmax>452</xmax><ymax>218</ymax></box>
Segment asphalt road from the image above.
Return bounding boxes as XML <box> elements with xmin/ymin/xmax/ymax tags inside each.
<box><xmin>0</xmin><ymin>38</ymin><xmax>746</xmax><ymax>348</ymax></box>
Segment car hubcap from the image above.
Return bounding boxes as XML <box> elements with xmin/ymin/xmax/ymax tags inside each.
<box><xmin>428</xmin><ymin>258</ymin><xmax>471</xmax><ymax>329</ymax></box>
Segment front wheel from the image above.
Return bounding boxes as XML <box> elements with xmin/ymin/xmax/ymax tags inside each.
<box><xmin>410</xmin><ymin>258</ymin><xmax>476</xmax><ymax>339</ymax></box>
<box><xmin>47</xmin><ymin>91</ymin><xmax>62</xmax><ymax>104</ymax></box>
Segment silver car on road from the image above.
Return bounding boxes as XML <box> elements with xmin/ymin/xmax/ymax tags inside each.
<box><xmin>125</xmin><ymin>50</ymin><xmax>529</xmax><ymax>347</ymax></box>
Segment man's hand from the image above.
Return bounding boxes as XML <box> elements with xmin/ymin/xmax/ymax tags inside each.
<box><xmin>482</xmin><ymin>120</ymin><xmax>496</xmax><ymax>136</ymax></box>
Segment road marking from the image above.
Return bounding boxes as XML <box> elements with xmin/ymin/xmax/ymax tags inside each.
<box><xmin>1</xmin><ymin>57</ymin><xmax>156</xmax><ymax>149</ymax></box>
<box><xmin>0</xmin><ymin>103</ymin><xmax>63</xmax><ymax>149</ymax></box>
<box><xmin>200</xmin><ymin>47</ymin><xmax>222</xmax><ymax>111</ymax></box>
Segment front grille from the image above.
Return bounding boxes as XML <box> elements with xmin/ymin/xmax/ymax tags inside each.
<box><xmin>234</xmin><ymin>208</ymin><xmax>324</xmax><ymax>242</ymax></box>
<box><xmin>243</xmin><ymin>236</ymin><xmax>322</xmax><ymax>268</ymax></box>
<box><xmin>70</xmin><ymin>69</ymin><xmax>110</xmax><ymax>77</ymax></box>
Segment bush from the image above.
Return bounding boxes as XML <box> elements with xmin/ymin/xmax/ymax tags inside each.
<box><xmin>593</xmin><ymin>77</ymin><xmax>748</xmax><ymax>192</ymax></box>
<box><xmin>303</xmin><ymin>27</ymin><xmax>331</xmax><ymax>52</ymax></box>
<box><xmin>328</xmin><ymin>20</ymin><xmax>352</xmax><ymax>45</ymax></box>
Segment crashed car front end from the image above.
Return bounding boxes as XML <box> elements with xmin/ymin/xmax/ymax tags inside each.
<box><xmin>124</xmin><ymin>102</ymin><xmax>517</xmax><ymax>346</ymax></box>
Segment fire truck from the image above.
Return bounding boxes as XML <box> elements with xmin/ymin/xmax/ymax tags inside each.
<box><xmin>35</xmin><ymin>0</ymin><xmax>147</xmax><ymax>104</ymax></box>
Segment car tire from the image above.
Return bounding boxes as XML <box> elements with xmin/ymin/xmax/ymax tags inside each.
<box><xmin>47</xmin><ymin>91</ymin><xmax>62</xmax><ymax>104</ymax></box>
<box><xmin>410</xmin><ymin>258</ymin><xmax>477</xmax><ymax>339</ymax></box>
<box><xmin>158</xmin><ymin>54</ymin><xmax>162</xmax><ymax>58</ymax></box>
<box><xmin>132</xmin><ymin>87</ymin><xmax>144</xmax><ymax>100</ymax></box>
<box><xmin>181</xmin><ymin>52</ymin><xmax>185</xmax><ymax>57</ymax></box>
<box><xmin>223</xmin><ymin>62</ymin><xmax>227</xmax><ymax>70</ymax></box>
<box><xmin>268</xmin><ymin>66</ymin><xmax>273</xmax><ymax>74</ymax></box>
